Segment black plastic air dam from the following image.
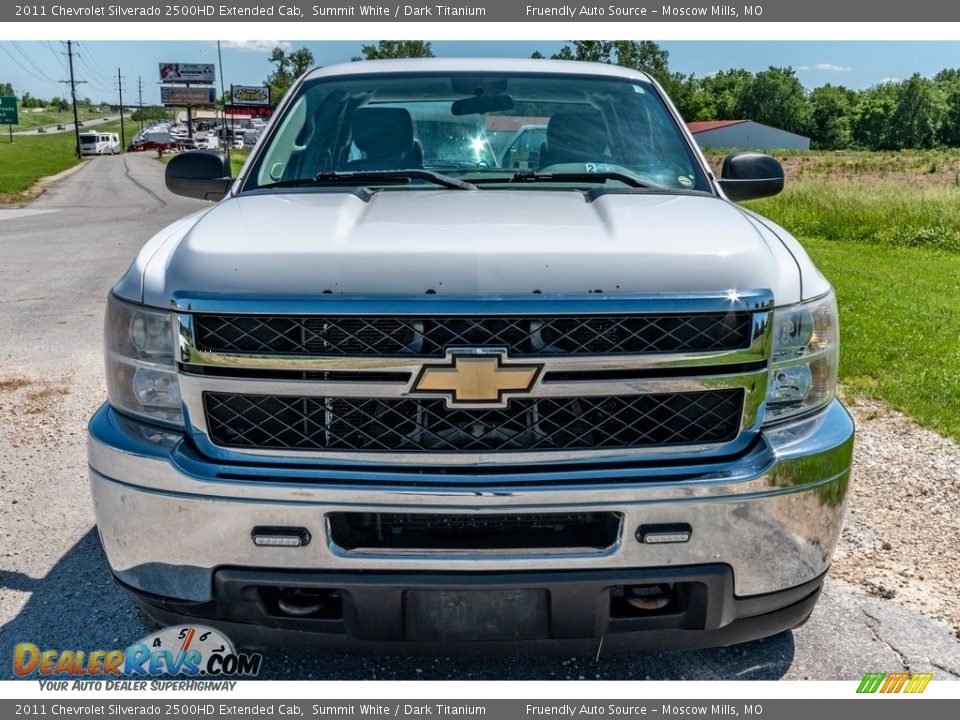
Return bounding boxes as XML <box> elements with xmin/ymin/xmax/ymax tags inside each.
<box><xmin>327</xmin><ymin>511</ymin><xmax>623</xmax><ymax>551</ymax></box>
<box><xmin>122</xmin><ymin>566</ymin><xmax>825</xmax><ymax>655</ymax></box>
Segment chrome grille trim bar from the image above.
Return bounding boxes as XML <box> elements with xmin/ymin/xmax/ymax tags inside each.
<box><xmin>174</xmin><ymin>291</ymin><xmax>774</xmax><ymax>465</ymax></box>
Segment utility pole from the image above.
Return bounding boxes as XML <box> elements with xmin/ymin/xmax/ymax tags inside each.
<box><xmin>116</xmin><ymin>68</ymin><xmax>126</xmax><ymax>151</ymax></box>
<box><xmin>217</xmin><ymin>40</ymin><xmax>230</xmax><ymax>165</ymax></box>
<box><xmin>60</xmin><ymin>40</ymin><xmax>86</xmax><ymax>159</ymax></box>
<box><xmin>138</xmin><ymin>76</ymin><xmax>144</xmax><ymax>133</ymax></box>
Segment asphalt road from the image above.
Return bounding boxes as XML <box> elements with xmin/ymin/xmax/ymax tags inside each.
<box><xmin>1</xmin><ymin>154</ymin><xmax>959</xmax><ymax>681</ymax></box>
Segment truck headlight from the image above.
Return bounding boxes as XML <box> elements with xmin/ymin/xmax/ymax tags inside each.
<box><xmin>105</xmin><ymin>294</ymin><xmax>183</xmax><ymax>427</ymax></box>
<box><xmin>764</xmin><ymin>291</ymin><xmax>839</xmax><ymax>424</ymax></box>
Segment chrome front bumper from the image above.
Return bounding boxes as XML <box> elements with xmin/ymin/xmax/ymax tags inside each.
<box><xmin>88</xmin><ymin>399</ymin><xmax>854</xmax><ymax>604</ymax></box>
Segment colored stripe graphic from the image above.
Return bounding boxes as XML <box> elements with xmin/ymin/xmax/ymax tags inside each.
<box><xmin>857</xmin><ymin>673</ymin><xmax>886</xmax><ymax>693</ymax></box>
<box><xmin>857</xmin><ymin>672</ymin><xmax>933</xmax><ymax>693</ymax></box>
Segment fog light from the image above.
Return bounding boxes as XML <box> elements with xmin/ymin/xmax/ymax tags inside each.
<box><xmin>636</xmin><ymin>523</ymin><xmax>692</xmax><ymax>544</ymax></box>
<box><xmin>251</xmin><ymin>527</ymin><xmax>311</xmax><ymax>547</ymax></box>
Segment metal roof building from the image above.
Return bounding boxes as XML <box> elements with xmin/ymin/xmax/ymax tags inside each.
<box><xmin>687</xmin><ymin>119</ymin><xmax>810</xmax><ymax>151</ymax></box>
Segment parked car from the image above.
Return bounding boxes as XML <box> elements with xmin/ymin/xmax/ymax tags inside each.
<box><xmin>89</xmin><ymin>59</ymin><xmax>853</xmax><ymax>650</ymax></box>
<box><xmin>56</xmin><ymin>124</ymin><xmax>65</xmax><ymax>131</ymax></box>
<box><xmin>37</xmin><ymin>127</ymin><xmax>47</xmax><ymax>134</ymax></box>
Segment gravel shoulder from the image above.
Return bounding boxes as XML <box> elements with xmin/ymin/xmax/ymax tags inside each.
<box><xmin>833</xmin><ymin>396</ymin><xmax>960</xmax><ymax>638</ymax></box>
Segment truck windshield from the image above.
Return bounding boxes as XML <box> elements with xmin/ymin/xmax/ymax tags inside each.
<box><xmin>244</xmin><ymin>71</ymin><xmax>711</xmax><ymax>194</ymax></box>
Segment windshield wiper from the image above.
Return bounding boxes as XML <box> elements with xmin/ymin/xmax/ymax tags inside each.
<box><xmin>470</xmin><ymin>170</ymin><xmax>654</xmax><ymax>189</ymax></box>
<box><xmin>258</xmin><ymin>169</ymin><xmax>476</xmax><ymax>191</ymax></box>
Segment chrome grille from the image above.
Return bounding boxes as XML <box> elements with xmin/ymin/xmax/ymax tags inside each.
<box><xmin>203</xmin><ymin>389</ymin><xmax>743</xmax><ymax>453</ymax></box>
<box><xmin>194</xmin><ymin>313</ymin><xmax>753</xmax><ymax>357</ymax></box>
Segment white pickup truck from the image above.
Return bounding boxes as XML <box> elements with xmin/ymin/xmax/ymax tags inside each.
<box><xmin>88</xmin><ymin>58</ymin><xmax>854</xmax><ymax>651</ymax></box>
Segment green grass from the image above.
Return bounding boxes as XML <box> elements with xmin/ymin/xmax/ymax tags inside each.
<box><xmin>6</xmin><ymin>105</ymin><xmax>113</xmax><ymax>131</ymax></box>
<box><xmin>800</xmin><ymin>238</ymin><xmax>960</xmax><ymax>441</ymax></box>
<box><xmin>739</xmin><ymin>154</ymin><xmax>960</xmax><ymax>440</ymax></box>
<box><xmin>0</xmin><ymin>120</ymin><xmax>124</xmax><ymax>199</ymax></box>
<box><xmin>747</xmin><ymin>182</ymin><xmax>960</xmax><ymax>252</ymax></box>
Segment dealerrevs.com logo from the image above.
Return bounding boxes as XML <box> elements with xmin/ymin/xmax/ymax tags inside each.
<box><xmin>13</xmin><ymin>625</ymin><xmax>262</xmax><ymax>685</ymax></box>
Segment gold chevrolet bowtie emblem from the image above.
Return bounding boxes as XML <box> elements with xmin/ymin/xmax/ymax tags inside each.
<box><xmin>412</xmin><ymin>350</ymin><xmax>542</xmax><ymax>407</ymax></box>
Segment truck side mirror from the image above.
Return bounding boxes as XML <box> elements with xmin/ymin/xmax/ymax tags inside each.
<box><xmin>165</xmin><ymin>150</ymin><xmax>233</xmax><ymax>201</ymax></box>
<box><xmin>718</xmin><ymin>152</ymin><xmax>785</xmax><ymax>202</ymax></box>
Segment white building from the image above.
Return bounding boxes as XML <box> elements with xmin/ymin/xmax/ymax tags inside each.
<box><xmin>687</xmin><ymin>120</ymin><xmax>810</xmax><ymax>151</ymax></box>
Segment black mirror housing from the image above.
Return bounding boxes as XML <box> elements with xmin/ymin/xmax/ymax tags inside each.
<box><xmin>718</xmin><ymin>152</ymin><xmax>785</xmax><ymax>202</ymax></box>
<box><xmin>165</xmin><ymin>150</ymin><xmax>233</xmax><ymax>201</ymax></box>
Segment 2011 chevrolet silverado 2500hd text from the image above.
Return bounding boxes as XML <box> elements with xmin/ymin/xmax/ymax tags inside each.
<box><xmin>88</xmin><ymin>59</ymin><xmax>854</xmax><ymax>651</ymax></box>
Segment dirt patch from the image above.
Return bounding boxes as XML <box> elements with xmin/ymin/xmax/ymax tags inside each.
<box><xmin>0</xmin><ymin>370</ymin><xmax>73</xmax><ymax>446</ymax></box>
<box><xmin>23</xmin><ymin>386</ymin><xmax>71</xmax><ymax>414</ymax></box>
<box><xmin>0</xmin><ymin>377</ymin><xmax>33</xmax><ymax>392</ymax></box>
<box><xmin>833</xmin><ymin>396</ymin><xmax>960</xmax><ymax>637</ymax></box>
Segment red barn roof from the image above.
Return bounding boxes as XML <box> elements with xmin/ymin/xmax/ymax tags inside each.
<box><xmin>686</xmin><ymin>119</ymin><xmax>749</xmax><ymax>134</ymax></box>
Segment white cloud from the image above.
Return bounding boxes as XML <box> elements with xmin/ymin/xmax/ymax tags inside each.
<box><xmin>220</xmin><ymin>40</ymin><xmax>291</xmax><ymax>53</ymax></box>
<box><xmin>797</xmin><ymin>65</ymin><xmax>811</xmax><ymax>71</ymax></box>
<box><xmin>879</xmin><ymin>77</ymin><xmax>902</xmax><ymax>84</ymax></box>
<box><xmin>814</xmin><ymin>63</ymin><xmax>851</xmax><ymax>72</ymax></box>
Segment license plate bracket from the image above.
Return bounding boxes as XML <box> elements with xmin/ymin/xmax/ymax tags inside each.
<box><xmin>405</xmin><ymin>588</ymin><xmax>549</xmax><ymax>642</ymax></box>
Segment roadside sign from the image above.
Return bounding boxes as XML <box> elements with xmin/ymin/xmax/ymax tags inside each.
<box><xmin>159</xmin><ymin>63</ymin><xmax>215</xmax><ymax>84</ymax></box>
<box><xmin>230</xmin><ymin>85</ymin><xmax>271</xmax><ymax>107</ymax></box>
<box><xmin>0</xmin><ymin>96</ymin><xmax>18</xmax><ymax>124</ymax></box>
<box><xmin>160</xmin><ymin>86</ymin><xmax>216</xmax><ymax>107</ymax></box>
<box><xmin>224</xmin><ymin>105</ymin><xmax>274</xmax><ymax>118</ymax></box>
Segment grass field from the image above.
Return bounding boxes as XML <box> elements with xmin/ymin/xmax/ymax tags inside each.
<box><xmin>800</xmin><ymin>238</ymin><xmax>960</xmax><ymax>441</ymax></box>
<box><xmin>0</xmin><ymin>121</ymin><xmax>123</xmax><ymax>202</ymax></box>
<box><xmin>6</xmin><ymin>105</ymin><xmax>114</xmax><ymax>131</ymax></box>
<box><xmin>743</xmin><ymin>153</ymin><xmax>960</xmax><ymax>442</ymax></box>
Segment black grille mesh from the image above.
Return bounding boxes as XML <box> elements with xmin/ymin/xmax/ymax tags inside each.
<box><xmin>194</xmin><ymin>313</ymin><xmax>752</xmax><ymax>357</ymax></box>
<box><xmin>203</xmin><ymin>389</ymin><xmax>743</xmax><ymax>453</ymax></box>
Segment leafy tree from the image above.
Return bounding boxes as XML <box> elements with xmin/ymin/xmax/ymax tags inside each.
<box><xmin>735</xmin><ymin>67</ymin><xmax>812</xmax><ymax>136</ymax></box>
<box><xmin>354</xmin><ymin>41</ymin><xmax>434</xmax><ymax>61</ymax></box>
<box><xmin>537</xmin><ymin>40</ymin><xmax>670</xmax><ymax>79</ymax></box>
<box><xmin>891</xmin><ymin>74</ymin><xmax>945</xmax><ymax>149</ymax></box>
<box><xmin>698</xmin><ymin>69</ymin><xmax>754</xmax><ymax>120</ymax></box>
<box><xmin>938</xmin><ymin>80</ymin><xmax>960</xmax><ymax>146</ymax></box>
<box><xmin>0</xmin><ymin>82</ymin><xmax>13</xmax><ymax>97</ymax></box>
<box><xmin>267</xmin><ymin>46</ymin><xmax>315</xmax><ymax>105</ymax></box>
<box><xmin>131</xmin><ymin>106</ymin><xmax>169</xmax><ymax>123</ymax></box>
<box><xmin>809</xmin><ymin>84</ymin><xmax>856</xmax><ymax>149</ymax></box>
<box><xmin>852</xmin><ymin>82</ymin><xmax>900</xmax><ymax>150</ymax></box>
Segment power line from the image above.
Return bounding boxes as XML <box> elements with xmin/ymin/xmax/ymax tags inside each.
<box><xmin>11</xmin><ymin>41</ymin><xmax>57</xmax><ymax>83</ymax></box>
<box><xmin>0</xmin><ymin>43</ymin><xmax>54</xmax><ymax>86</ymax></box>
<box><xmin>78</xmin><ymin>42</ymin><xmax>112</xmax><ymax>79</ymax></box>
<box><xmin>72</xmin><ymin>45</ymin><xmax>114</xmax><ymax>99</ymax></box>
<box><xmin>41</xmin><ymin>41</ymin><xmax>69</xmax><ymax>75</ymax></box>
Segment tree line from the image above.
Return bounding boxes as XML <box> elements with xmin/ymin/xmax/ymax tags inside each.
<box><xmin>532</xmin><ymin>41</ymin><xmax>960</xmax><ymax>151</ymax></box>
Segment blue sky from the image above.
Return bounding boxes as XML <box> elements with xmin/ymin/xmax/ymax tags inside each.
<box><xmin>3</xmin><ymin>40</ymin><xmax>958</xmax><ymax>105</ymax></box>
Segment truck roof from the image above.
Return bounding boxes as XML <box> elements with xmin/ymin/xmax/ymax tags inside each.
<box><xmin>303</xmin><ymin>57</ymin><xmax>655</xmax><ymax>83</ymax></box>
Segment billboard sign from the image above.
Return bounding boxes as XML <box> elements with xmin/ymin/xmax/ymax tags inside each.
<box><xmin>159</xmin><ymin>63</ymin><xmax>215</xmax><ymax>84</ymax></box>
<box><xmin>0</xmin><ymin>96</ymin><xmax>19</xmax><ymax>125</ymax></box>
<box><xmin>160</xmin><ymin>86</ymin><xmax>217</xmax><ymax>107</ymax></box>
<box><xmin>225</xmin><ymin>105</ymin><xmax>275</xmax><ymax>118</ymax></box>
<box><xmin>230</xmin><ymin>85</ymin><xmax>271</xmax><ymax>107</ymax></box>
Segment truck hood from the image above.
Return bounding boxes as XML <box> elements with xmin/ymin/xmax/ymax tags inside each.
<box><xmin>137</xmin><ymin>190</ymin><xmax>802</xmax><ymax>307</ymax></box>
